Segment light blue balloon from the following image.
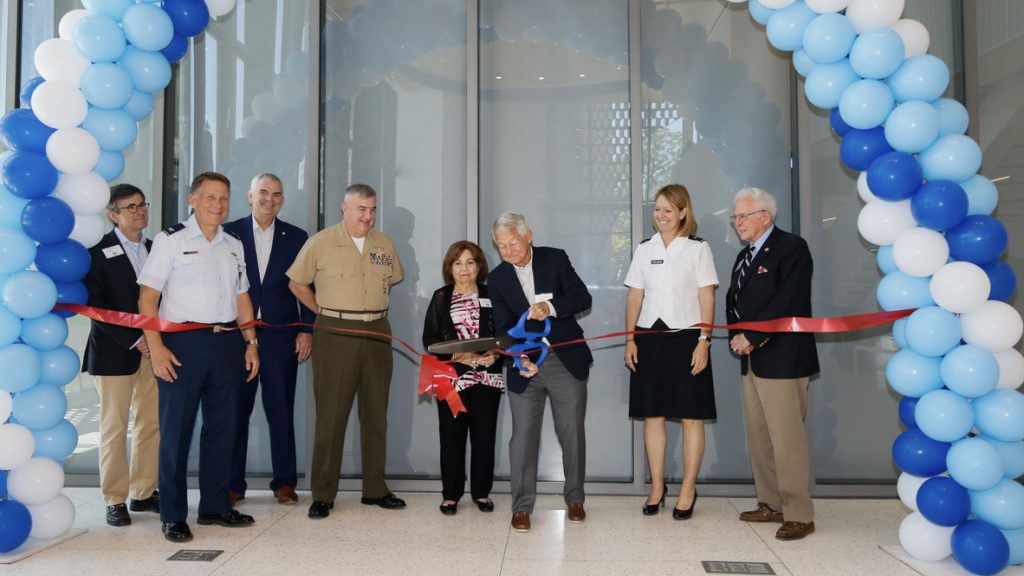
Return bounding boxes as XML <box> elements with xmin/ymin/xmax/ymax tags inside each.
<box><xmin>122</xmin><ymin>3</ymin><xmax>174</xmax><ymax>52</ymax></box>
<box><xmin>0</xmin><ymin>185</ymin><xmax>31</xmax><ymax>228</ymax></box>
<box><xmin>916</xmin><ymin>389</ymin><xmax>974</xmax><ymax>443</ymax></box>
<box><xmin>801</xmin><ymin>13</ymin><xmax>855</xmax><ymax>64</ymax></box>
<box><xmin>889</xmin><ymin>55</ymin><xmax>951</xmax><ymax>103</ymax></box>
<box><xmin>80</xmin><ymin>63</ymin><xmax>134</xmax><ymax>110</ymax></box>
<box><xmin>940</xmin><ymin>345</ymin><xmax>999</xmax><ymax>399</ymax></box>
<box><xmin>970</xmin><ymin>479</ymin><xmax>1024</xmax><ymax>530</ymax></box>
<box><xmin>884</xmin><ymin>101</ymin><xmax>941</xmax><ymax>153</ymax></box>
<box><xmin>1</xmin><ymin>270</ymin><xmax>58</xmax><ymax>319</ymax></box>
<box><xmin>123</xmin><ymin>91</ymin><xmax>154</xmax><ymax>121</ymax></box>
<box><xmin>118</xmin><ymin>46</ymin><xmax>172</xmax><ymax>94</ymax></box>
<box><xmin>32</xmin><ymin>419</ymin><xmax>79</xmax><ymax>462</ymax></box>
<box><xmin>0</xmin><ymin>344</ymin><xmax>41</xmax><ymax>393</ymax></box>
<box><xmin>73</xmin><ymin>13</ymin><xmax>127</xmax><ymax>63</ymax></box>
<box><xmin>919</xmin><ymin>134</ymin><xmax>983</xmax><ymax>183</ymax></box>
<box><xmin>892</xmin><ymin>317</ymin><xmax>908</xmax><ymax>349</ymax></box>
<box><xmin>838</xmin><ymin>79</ymin><xmax>894</xmax><ymax>130</ymax></box>
<box><xmin>766</xmin><ymin>1</ymin><xmax>817</xmax><ymax>52</ymax></box>
<box><xmin>947</xmin><ymin>436</ymin><xmax>1004</xmax><ymax>491</ymax></box>
<box><xmin>20</xmin><ymin>314</ymin><xmax>69</xmax><ymax>352</ymax></box>
<box><xmin>804</xmin><ymin>58</ymin><xmax>859</xmax><ymax>109</ymax></box>
<box><xmin>748</xmin><ymin>0</ymin><xmax>774</xmax><ymax>26</ymax></box>
<box><xmin>886</xmin><ymin>349</ymin><xmax>943</xmax><ymax>398</ymax></box>
<box><xmin>792</xmin><ymin>49</ymin><xmax>816</xmax><ymax>77</ymax></box>
<box><xmin>10</xmin><ymin>383</ymin><xmax>67</xmax><ymax>431</ymax></box>
<box><xmin>877</xmin><ymin>245</ymin><xmax>897</xmax><ymax>274</ymax></box>
<box><xmin>934</xmin><ymin>98</ymin><xmax>969</xmax><ymax>136</ymax></box>
<box><xmin>0</xmin><ymin>227</ymin><xmax>37</xmax><ymax>274</ymax></box>
<box><xmin>974</xmin><ymin>389</ymin><xmax>1024</xmax><ymax>442</ymax></box>
<box><xmin>849</xmin><ymin>28</ymin><xmax>905</xmax><ymax>80</ymax></box>
<box><xmin>960</xmin><ymin>174</ymin><xmax>998</xmax><ymax>216</ymax></box>
<box><xmin>38</xmin><ymin>345</ymin><xmax>80</xmax><ymax>388</ymax></box>
<box><xmin>1003</xmin><ymin>526</ymin><xmax>1024</xmax><ymax>566</ymax></box>
<box><xmin>0</xmin><ymin>305</ymin><xmax>21</xmax><ymax>348</ymax></box>
<box><xmin>81</xmin><ymin>0</ymin><xmax>132</xmax><ymax>20</ymax></box>
<box><xmin>905</xmin><ymin>306</ymin><xmax>962</xmax><ymax>358</ymax></box>
<box><xmin>876</xmin><ymin>270</ymin><xmax>935</xmax><ymax>312</ymax></box>
<box><xmin>981</xmin><ymin>436</ymin><xmax>1024</xmax><ymax>479</ymax></box>
<box><xmin>81</xmin><ymin>107</ymin><xmax>138</xmax><ymax>152</ymax></box>
<box><xmin>94</xmin><ymin>150</ymin><xmax>125</xmax><ymax>182</ymax></box>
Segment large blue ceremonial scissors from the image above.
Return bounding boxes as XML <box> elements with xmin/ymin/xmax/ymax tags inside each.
<box><xmin>426</xmin><ymin>311</ymin><xmax>550</xmax><ymax>372</ymax></box>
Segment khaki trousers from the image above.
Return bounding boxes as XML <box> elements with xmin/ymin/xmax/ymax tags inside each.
<box><xmin>741</xmin><ymin>367</ymin><xmax>814</xmax><ymax>523</ymax></box>
<box><xmin>94</xmin><ymin>359</ymin><xmax>160</xmax><ymax>506</ymax></box>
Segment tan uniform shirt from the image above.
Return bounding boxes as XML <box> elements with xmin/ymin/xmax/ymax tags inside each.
<box><xmin>286</xmin><ymin>222</ymin><xmax>403</xmax><ymax>312</ymax></box>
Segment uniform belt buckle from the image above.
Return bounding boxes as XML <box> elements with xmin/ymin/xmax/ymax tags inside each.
<box><xmin>212</xmin><ymin>325</ymin><xmax>225</xmax><ymax>333</ymax></box>
<box><xmin>363</xmin><ymin>312</ymin><xmax>375</xmax><ymax>322</ymax></box>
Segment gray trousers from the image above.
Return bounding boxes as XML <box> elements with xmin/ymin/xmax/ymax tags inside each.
<box><xmin>508</xmin><ymin>354</ymin><xmax>587</xmax><ymax>513</ymax></box>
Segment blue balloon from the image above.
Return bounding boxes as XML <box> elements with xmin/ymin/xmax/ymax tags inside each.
<box><xmin>20</xmin><ymin>313</ymin><xmax>69</xmax><ymax>352</ymax></box>
<box><xmin>792</xmin><ymin>49</ymin><xmax>816</xmax><ymax>77</ymax></box>
<box><xmin>1</xmin><ymin>270</ymin><xmax>58</xmax><ymax>320</ymax></box>
<box><xmin>960</xmin><ymin>174</ymin><xmax>998</xmax><ymax>216</ymax></box>
<box><xmin>892</xmin><ymin>316</ymin><xmax>908</xmax><ymax>348</ymax></box>
<box><xmin>934</xmin><ymin>98</ymin><xmax>970</xmax><ymax>136</ymax></box>
<box><xmin>0</xmin><ymin>108</ymin><xmax>56</xmax><ymax>153</ymax></box>
<box><xmin>946</xmin><ymin>215</ymin><xmax>1008</xmax><ymax>266</ymax></box>
<box><xmin>886</xmin><ymin>349</ymin><xmax>943</xmax><ymax>398</ymax></box>
<box><xmin>35</xmin><ymin>239</ymin><xmax>91</xmax><ymax>284</ymax></box>
<box><xmin>73</xmin><ymin>13</ymin><xmax>127</xmax><ymax>63</ymax></box>
<box><xmin>80</xmin><ymin>63</ymin><xmax>134</xmax><ymax>110</ymax></box>
<box><xmin>905</xmin><ymin>306</ymin><xmax>962</xmax><ymax>358</ymax></box>
<box><xmin>94</xmin><ymin>150</ymin><xmax>125</xmax><ymax>182</ymax></box>
<box><xmin>910</xmin><ymin>180</ymin><xmax>969</xmax><ymax>232</ymax></box>
<box><xmin>81</xmin><ymin>107</ymin><xmax>138</xmax><ymax>152</ymax></box>
<box><xmin>917</xmin><ymin>476</ymin><xmax>971</xmax><ymax>526</ymax></box>
<box><xmin>838</xmin><ymin>79</ymin><xmax>894</xmax><ymax>130</ymax></box>
<box><xmin>122</xmin><ymin>3</ymin><xmax>175</xmax><ymax>52</ymax></box>
<box><xmin>981</xmin><ymin>260</ymin><xmax>1016</xmax><ymax>302</ymax></box>
<box><xmin>884</xmin><ymin>101</ymin><xmax>941</xmax><ymax>153</ymax></box>
<box><xmin>866</xmin><ymin>151</ymin><xmax>922</xmax><ymax>201</ymax></box>
<box><xmin>941</xmin><ymin>345</ymin><xmax>999</xmax><ymax>399</ymax></box>
<box><xmin>916</xmin><ymin>389</ymin><xmax>974</xmax><ymax>443</ymax></box>
<box><xmin>889</xmin><ymin>55</ymin><xmax>951</xmax><ymax>103</ymax></box>
<box><xmin>899</xmin><ymin>395</ymin><xmax>918</xmax><ymax>428</ymax></box>
<box><xmin>81</xmin><ymin>0</ymin><xmax>132</xmax><ymax>20</ymax></box>
<box><xmin>0</xmin><ymin>344</ymin><xmax>41</xmax><ymax>393</ymax></box>
<box><xmin>840</xmin><ymin>127</ymin><xmax>893</xmax><ymax>171</ymax></box>
<box><xmin>1</xmin><ymin>151</ymin><xmax>59</xmax><ymax>199</ymax></box>
<box><xmin>163</xmin><ymin>0</ymin><xmax>211</xmax><ymax>38</ymax></box>
<box><xmin>829</xmin><ymin>107</ymin><xmax>852</xmax><ymax>137</ymax></box>
<box><xmin>973</xmin><ymin>389</ymin><xmax>1024</xmax><ymax>443</ymax></box>
<box><xmin>11</xmin><ymin>382</ymin><xmax>67</xmax><ymax>430</ymax></box>
<box><xmin>32</xmin><ymin>419</ymin><xmax>79</xmax><ymax>462</ymax></box>
<box><xmin>801</xmin><ymin>13</ymin><xmax>855</xmax><ymax>64</ymax></box>
<box><xmin>804</xmin><ymin>58</ymin><xmax>859</xmax><ymax>109</ymax></box>
<box><xmin>161</xmin><ymin>33</ymin><xmax>189</xmax><ymax>63</ymax></box>
<box><xmin>948</xmin><ymin>437</ymin><xmax>1004</xmax><ymax>491</ymax></box>
<box><xmin>123</xmin><ymin>91</ymin><xmax>155</xmax><ymax>121</ymax></box>
<box><xmin>877</xmin><ymin>270</ymin><xmax>934</xmax><ymax>311</ymax></box>
<box><xmin>0</xmin><ymin>469</ymin><xmax>5</xmax><ymax>497</ymax></box>
<box><xmin>983</xmin><ymin>436</ymin><xmax>1024</xmax><ymax>480</ymax></box>
<box><xmin>849</xmin><ymin>28</ymin><xmax>905</xmax><ymax>80</ymax></box>
<box><xmin>971</xmin><ymin>479</ymin><xmax>1024</xmax><ymax>531</ymax></box>
<box><xmin>0</xmin><ymin>500</ymin><xmax>32</xmax><ymax>553</ymax></box>
<box><xmin>21</xmin><ymin>196</ymin><xmax>75</xmax><ymax>245</ymax></box>
<box><xmin>1003</xmin><ymin>526</ymin><xmax>1024</xmax><ymax>566</ymax></box>
<box><xmin>893</xmin><ymin>428</ymin><xmax>950</xmax><ymax>476</ymax></box>
<box><xmin>919</xmin><ymin>134</ymin><xmax>983</xmax><ymax>183</ymax></box>
<box><xmin>748</xmin><ymin>0</ymin><xmax>774</xmax><ymax>26</ymax></box>
<box><xmin>118</xmin><ymin>46</ymin><xmax>173</xmax><ymax>94</ymax></box>
<box><xmin>877</xmin><ymin>244</ymin><xmax>897</xmax><ymax>274</ymax></box>
<box><xmin>0</xmin><ymin>305</ymin><xmax>20</xmax><ymax>348</ymax></box>
<box><xmin>38</xmin><ymin>345</ymin><xmax>80</xmax><ymax>387</ymax></box>
<box><xmin>952</xmin><ymin>520</ymin><xmax>1010</xmax><ymax>576</ymax></box>
<box><xmin>0</xmin><ymin>227</ymin><xmax>38</xmax><ymax>274</ymax></box>
<box><xmin>0</xmin><ymin>184</ymin><xmax>30</xmax><ymax>228</ymax></box>
<box><xmin>54</xmin><ymin>281</ymin><xmax>89</xmax><ymax>319</ymax></box>
<box><xmin>19</xmin><ymin>76</ymin><xmax>45</xmax><ymax>108</ymax></box>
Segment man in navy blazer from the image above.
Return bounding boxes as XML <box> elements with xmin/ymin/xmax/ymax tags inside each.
<box><xmin>488</xmin><ymin>212</ymin><xmax>593</xmax><ymax>533</ymax></box>
<box><xmin>223</xmin><ymin>173</ymin><xmax>315</xmax><ymax>505</ymax></box>
<box><xmin>725</xmin><ymin>187</ymin><xmax>819</xmax><ymax>541</ymax></box>
<box><xmin>83</xmin><ymin>183</ymin><xmax>160</xmax><ymax>527</ymax></box>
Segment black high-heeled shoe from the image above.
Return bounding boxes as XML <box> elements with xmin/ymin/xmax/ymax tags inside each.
<box><xmin>673</xmin><ymin>491</ymin><xmax>698</xmax><ymax>520</ymax></box>
<box><xmin>642</xmin><ymin>492</ymin><xmax>666</xmax><ymax>516</ymax></box>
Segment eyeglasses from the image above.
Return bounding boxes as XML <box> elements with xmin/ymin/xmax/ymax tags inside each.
<box><xmin>729</xmin><ymin>209</ymin><xmax>766</xmax><ymax>225</ymax></box>
<box><xmin>116</xmin><ymin>202</ymin><xmax>150</xmax><ymax>213</ymax></box>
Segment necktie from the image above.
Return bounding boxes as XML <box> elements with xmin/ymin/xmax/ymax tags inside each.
<box><xmin>733</xmin><ymin>246</ymin><xmax>753</xmax><ymax>308</ymax></box>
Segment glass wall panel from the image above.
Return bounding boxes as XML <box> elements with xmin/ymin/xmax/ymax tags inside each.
<box><xmin>1</xmin><ymin>0</ymin><xmax>11</xmax><ymax>112</ymax></box>
<box><xmin>479</xmin><ymin>0</ymin><xmax>633</xmax><ymax>481</ymax></box>
<box><xmin>640</xmin><ymin>1</ymin><xmax>793</xmax><ymax>482</ymax></box>
<box><xmin>321</xmin><ymin>0</ymin><xmax>468</xmax><ymax>478</ymax></box>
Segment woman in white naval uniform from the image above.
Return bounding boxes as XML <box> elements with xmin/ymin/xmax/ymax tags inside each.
<box><xmin>624</xmin><ymin>184</ymin><xmax>718</xmax><ymax>520</ymax></box>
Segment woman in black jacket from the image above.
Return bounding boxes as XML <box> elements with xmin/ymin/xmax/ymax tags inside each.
<box><xmin>422</xmin><ymin>241</ymin><xmax>505</xmax><ymax>515</ymax></box>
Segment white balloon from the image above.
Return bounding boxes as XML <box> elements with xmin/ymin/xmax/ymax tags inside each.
<box><xmin>930</xmin><ymin>261</ymin><xmax>991</xmax><ymax>314</ymax></box>
<box><xmin>845</xmin><ymin>0</ymin><xmax>905</xmax><ymax>34</ymax></box>
<box><xmin>28</xmin><ymin>494</ymin><xmax>76</xmax><ymax>540</ymax></box>
<box><xmin>0</xmin><ymin>391</ymin><xmax>11</xmax><ymax>423</ymax></box>
<box><xmin>58</xmin><ymin>9</ymin><xmax>89</xmax><ymax>41</ymax></box>
<box><xmin>33</xmin><ymin>38</ymin><xmax>90</xmax><ymax>87</ymax></box>
<box><xmin>891</xmin><ymin>19</ymin><xmax>930</xmax><ymax>58</ymax></box>
<box><xmin>806</xmin><ymin>0</ymin><xmax>850</xmax><ymax>13</ymax></box>
<box><xmin>29</xmin><ymin>81</ymin><xmax>89</xmax><ymax>130</ymax></box>
<box><xmin>7</xmin><ymin>457</ymin><xmax>64</xmax><ymax>506</ymax></box>
<box><xmin>994</xmin><ymin>348</ymin><xmax>1024</xmax><ymax>391</ymax></box>
<box><xmin>55</xmin><ymin>172</ymin><xmax>112</xmax><ymax>216</ymax></box>
<box><xmin>961</xmin><ymin>301</ymin><xmax>1024</xmax><ymax>353</ymax></box>
<box><xmin>69</xmin><ymin>214</ymin><xmax>107</xmax><ymax>248</ymax></box>
<box><xmin>206</xmin><ymin>0</ymin><xmax>238</xmax><ymax>18</ymax></box>
<box><xmin>760</xmin><ymin>0</ymin><xmax>796</xmax><ymax>8</ymax></box>
<box><xmin>45</xmin><ymin>128</ymin><xmax>100</xmax><ymax>175</ymax></box>
<box><xmin>899</xmin><ymin>511</ymin><xmax>954</xmax><ymax>562</ymax></box>
<box><xmin>857</xmin><ymin>172</ymin><xmax>877</xmax><ymax>203</ymax></box>
<box><xmin>857</xmin><ymin>198</ymin><xmax>916</xmax><ymax>246</ymax></box>
<box><xmin>896</xmin><ymin>472</ymin><xmax>929</xmax><ymax>511</ymax></box>
<box><xmin>892</xmin><ymin>228</ymin><xmax>948</xmax><ymax>278</ymax></box>
<box><xmin>0</xmin><ymin>423</ymin><xmax>36</xmax><ymax>470</ymax></box>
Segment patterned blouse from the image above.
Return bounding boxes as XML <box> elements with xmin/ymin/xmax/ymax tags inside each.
<box><xmin>450</xmin><ymin>291</ymin><xmax>505</xmax><ymax>392</ymax></box>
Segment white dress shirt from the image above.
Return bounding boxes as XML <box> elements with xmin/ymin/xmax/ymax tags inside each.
<box><xmin>251</xmin><ymin>215</ymin><xmax>275</xmax><ymax>282</ymax></box>
<box><xmin>624</xmin><ymin>234</ymin><xmax>718</xmax><ymax>329</ymax></box>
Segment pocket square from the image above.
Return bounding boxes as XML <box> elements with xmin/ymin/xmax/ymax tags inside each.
<box><xmin>757</xmin><ymin>266</ymin><xmax>768</xmax><ymax>274</ymax></box>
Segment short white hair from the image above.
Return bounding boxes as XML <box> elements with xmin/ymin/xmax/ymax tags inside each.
<box><xmin>249</xmin><ymin>173</ymin><xmax>282</xmax><ymax>192</ymax></box>
<box><xmin>733</xmin><ymin>187</ymin><xmax>777</xmax><ymax>220</ymax></box>
<box><xmin>492</xmin><ymin>212</ymin><xmax>530</xmax><ymax>240</ymax></box>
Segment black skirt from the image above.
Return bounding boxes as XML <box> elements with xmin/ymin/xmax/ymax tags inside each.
<box><xmin>629</xmin><ymin>319</ymin><xmax>717</xmax><ymax>420</ymax></box>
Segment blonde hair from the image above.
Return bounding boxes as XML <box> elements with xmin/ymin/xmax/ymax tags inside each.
<box><xmin>653</xmin><ymin>184</ymin><xmax>697</xmax><ymax>237</ymax></box>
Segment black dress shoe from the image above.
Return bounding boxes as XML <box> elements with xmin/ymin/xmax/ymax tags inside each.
<box><xmin>474</xmin><ymin>498</ymin><xmax>495</xmax><ymax>513</ymax></box>
<box><xmin>439</xmin><ymin>501</ymin><xmax>457</xmax><ymax>515</ymax></box>
<box><xmin>129</xmin><ymin>491</ymin><xmax>160</xmax><ymax>513</ymax></box>
<box><xmin>162</xmin><ymin>521</ymin><xmax>193</xmax><ymax>542</ymax></box>
<box><xmin>360</xmin><ymin>493</ymin><xmax>406</xmax><ymax>509</ymax></box>
<box><xmin>673</xmin><ymin>491</ymin><xmax>698</xmax><ymax>520</ymax></box>
<box><xmin>642</xmin><ymin>493</ymin><xmax>665</xmax><ymax>516</ymax></box>
<box><xmin>106</xmin><ymin>503</ymin><xmax>131</xmax><ymax>527</ymax></box>
<box><xmin>196</xmin><ymin>510</ymin><xmax>255</xmax><ymax>527</ymax></box>
<box><xmin>308</xmin><ymin>500</ymin><xmax>334</xmax><ymax>519</ymax></box>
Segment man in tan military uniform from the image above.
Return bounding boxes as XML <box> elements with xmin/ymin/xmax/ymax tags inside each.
<box><xmin>287</xmin><ymin>183</ymin><xmax>405</xmax><ymax>519</ymax></box>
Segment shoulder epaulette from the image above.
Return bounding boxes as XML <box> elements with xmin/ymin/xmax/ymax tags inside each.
<box><xmin>224</xmin><ymin>228</ymin><xmax>241</xmax><ymax>241</ymax></box>
<box><xmin>640</xmin><ymin>237</ymin><xmax>651</xmax><ymax>244</ymax></box>
<box><xmin>162</xmin><ymin>223</ymin><xmax>186</xmax><ymax>235</ymax></box>
<box><xmin>688</xmin><ymin>235</ymin><xmax>706</xmax><ymax>242</ymax></box>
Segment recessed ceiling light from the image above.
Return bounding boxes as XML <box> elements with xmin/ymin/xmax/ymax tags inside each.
<box><xmin>495</xmin><ymin>75</ymin><xmax>502</xmax><ymax>79</ymax></box>
<box><xmin>538</xmin><ymin>76</ymin><xmax>545</xmax><ymax>80</ymax></box>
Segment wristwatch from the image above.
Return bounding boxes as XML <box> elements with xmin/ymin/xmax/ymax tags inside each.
<box><xmin>697</xmin><ymin>335</ymin><xmax>711</xmax><ymax>343</ymax></box>
<box><xmin>246</xmin><ymin>338</ymin><xmax>259</xmax><ymax>347</ymax></box>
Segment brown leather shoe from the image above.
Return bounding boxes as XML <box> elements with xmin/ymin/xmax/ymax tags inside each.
<box><xmin>229</xmin><ymin>489</ymin><xmax>245</xmax><ymax>507</ymax></box>
<box><xmin>739</xmin><ymin>503</ymin><xmax>783</xmax><ymax>523</ymax></box>
<box><xmin>776</xmin><ymin>521</ymin><xmax>815</xmax><ymax>540</ymax></box>
<box><xmin>567</xmin><ymin>502</ymin><xmax>586</xmax><ymax>524</ymax></box>
<box><xmin>274</xmin><ymin>486</ymin><xmax>298</xmax><ymax>505</ymax></box>
<box><xmin>511</xmin><ymin>511</ymin><xmax>531</xmax><ymax>532</ymax></box>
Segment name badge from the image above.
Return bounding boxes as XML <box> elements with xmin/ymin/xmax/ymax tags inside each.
<box><xmin>651</xmin><ymin>259</ymin><xmax>664</xmax><ymax>265</ymax></box>
<box><xmin>534</xmin><ymin>293</ymin><xmax>553</xmax><ymax>304</ymax></box>
<box><xmin>479</xmin><ymin>298</ymin><xmax>492</xmax><ymax>308</ymax></box>
<box><xmin>102</xmin><ymin>245</ymin><xmax>125</xmax><ymax>259</ymax></box>
<box><xmin>183</xmin><ymin>250</ymin><xmax>199</xmax><ymax>255</ymax></box>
